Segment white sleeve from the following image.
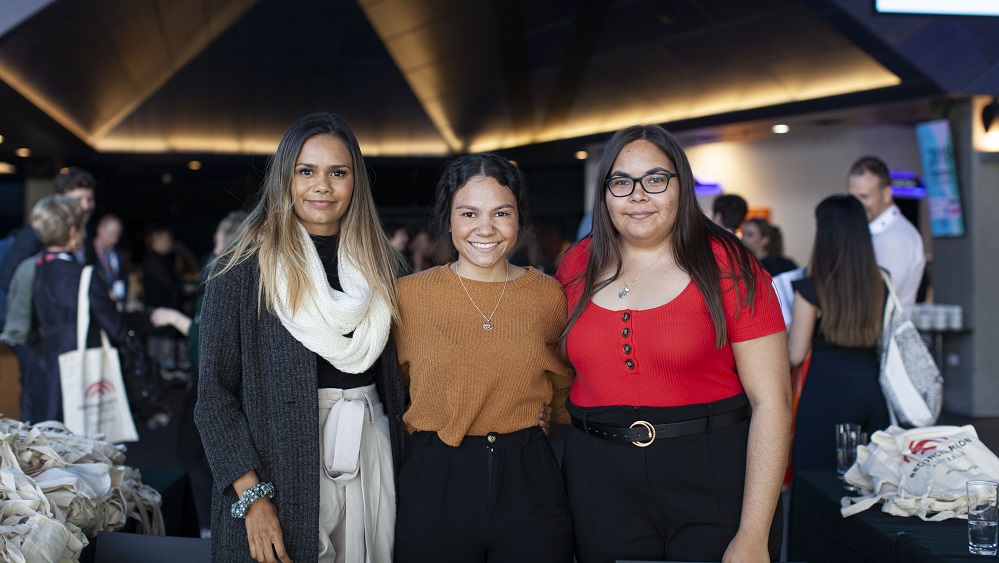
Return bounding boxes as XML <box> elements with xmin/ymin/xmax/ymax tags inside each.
<box><xmin>772</xmin><ymin>266</ymin><xmax>807</xmax><ymax>327</ymax></box>
<box><xmin>874</xmin><ymin>230</ymin><xmax>925</xmax><ymax>310</ymax></box>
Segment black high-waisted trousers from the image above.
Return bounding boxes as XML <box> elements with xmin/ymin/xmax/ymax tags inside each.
<box><xmin>394</xmin><ymin>427</ymin><xmax>573</xmax><ymax>562</ymax></box>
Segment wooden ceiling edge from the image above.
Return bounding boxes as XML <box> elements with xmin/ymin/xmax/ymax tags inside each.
<box><xmin>355</xmin><ymin>1</ymin><xmax>463</xmax><ymax>152</ymax></box>
<box><xmin>0</xmin><ymin>67</ymin><xmax>98</xmax><ymax>147</ymax></box>
<box><xmin>491</xmin><ymin>84</ymin><xmax>946</xmax><ymax>158</ymax></box>
<box><xmin>88</xmin><ymin>0</ymin><xmax>262</xmax><ymax>141</ymax></box>
<box><xmin>0</xmin><ymin>1</ymin><xmax>261</xmax><ymax>149</ymax></box>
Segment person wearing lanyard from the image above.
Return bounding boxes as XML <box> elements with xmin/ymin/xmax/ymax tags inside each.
<box><xmin>556</xmin><ymin>125</ymin><xmax>790</xmax><ymax>563</ymax></box>
<box><xmin>87</xmin><ymin>214</ymin><xmax>127</xmax><ymax>310</ymax></box>
<box><xmin>393</xmin><ymin>153</ymin><xmax>574</xmax><ymax>562</ymax></box>
<box><xmin>196</xmin><ymin>113</ymin><xmax>406</xmax><ymax>563</ymax></box>
<box><xmin>22</xmin><ymin>195</ymin><xmax>129</xmax><ymax>423</ymax></box>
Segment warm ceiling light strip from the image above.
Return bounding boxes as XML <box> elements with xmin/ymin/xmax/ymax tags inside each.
<box><xmin>466</xmin><ymin>73</ymin><xmax>901</xmax><ymax>153</ymax></box>
<box><xmin>91</xmin><ymin>135</ymin><xmax>452</xmax><ymax>157</ymax></box>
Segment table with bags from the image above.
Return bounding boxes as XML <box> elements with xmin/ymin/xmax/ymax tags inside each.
<box><xmin>790</xmin><ymin>423</ymin><xmax>999</xmax><ymax>562</ymax></box>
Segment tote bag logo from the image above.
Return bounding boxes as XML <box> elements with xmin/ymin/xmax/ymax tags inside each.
<box><xmin>904</xmin><ymin>438</ymin><xmax>946</xmax><ymax>463</ymax></box>
<box><xmin>85</xmin><ymin>379</ymin><xmax>116</xmax><ymax>398</ymax></box>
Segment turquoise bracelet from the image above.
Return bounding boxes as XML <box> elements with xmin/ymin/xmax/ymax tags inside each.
<box><xmin>231</xmin><ymin>482</ymin><xmax>275</xmax><ymax>519</ymax></box>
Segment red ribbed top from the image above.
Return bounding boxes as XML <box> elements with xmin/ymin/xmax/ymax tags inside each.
<box><xmin>556</xmin><ymin>237</ymin><xmax>784</xmax><ymax>408</ymax></box>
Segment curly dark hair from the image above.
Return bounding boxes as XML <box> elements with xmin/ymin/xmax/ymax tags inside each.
<box><xmin>428</xmin><ymin>153</ymin><xmax>531</xmax><ymax>244</ymax></box>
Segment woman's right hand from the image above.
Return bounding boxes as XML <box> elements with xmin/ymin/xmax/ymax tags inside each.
<box><xmin>244</xmin><ymin>497</ymin><xmax>293</xmax><ymax>563</ymax></box>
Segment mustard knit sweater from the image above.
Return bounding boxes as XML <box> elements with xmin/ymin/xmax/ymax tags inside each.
<box><xmin>394</xmin><ymin>265</ymin><xmax>574</xmax><ymax>447</ymax></box>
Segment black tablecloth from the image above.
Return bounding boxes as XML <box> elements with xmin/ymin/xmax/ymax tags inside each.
<box><xmin>789</xmin><ymin>470</ymin><xmax>980</xmax><ymax>562</ymax></box>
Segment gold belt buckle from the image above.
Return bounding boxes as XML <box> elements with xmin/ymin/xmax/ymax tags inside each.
<box><xmin>629</xmin><ymin>420</ymin><xmax>656</xmax><ymax>447</ymax></box>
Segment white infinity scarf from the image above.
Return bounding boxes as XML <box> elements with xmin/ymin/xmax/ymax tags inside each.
<box><xmin>272</xmin><ymin>225</ymin><xmax>391</xmax><ymax>374</ymax></box>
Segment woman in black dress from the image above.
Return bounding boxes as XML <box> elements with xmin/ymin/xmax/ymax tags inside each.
<box><xmin>788</xmin><ymin>194</ymin><xmax>889</xmax><ymax>471</ymax></box>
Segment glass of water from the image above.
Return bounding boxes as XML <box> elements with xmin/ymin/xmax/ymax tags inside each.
<box><xmin>835</xmin><ymin>423</ymin><xmax>862</xmax><ymax>491</ymax></box>
<box><xmin>968</xmin><ymin>480</ymin><xmax>999</xmax><ymax>556</ymax></box>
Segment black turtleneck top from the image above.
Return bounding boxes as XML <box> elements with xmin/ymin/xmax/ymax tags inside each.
<box><xmin>310</xmin><ymin>234</ymin><xmax>378</xmax><ymax>389</ymax></box>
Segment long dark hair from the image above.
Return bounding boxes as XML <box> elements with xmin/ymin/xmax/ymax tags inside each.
<box><xmin>562</xmin><ymin>125</ymin><xmax>758</xmax><ymax>348</ymax></box>
<box><xmin>811</xmin><ymin>195</ymin><xmax>884</xmax><ymax>347</ymax></box>
<box><xmin>428</xmin><ymin>153</ymin><xmax>531</xmax><ymax>246</ymax></box>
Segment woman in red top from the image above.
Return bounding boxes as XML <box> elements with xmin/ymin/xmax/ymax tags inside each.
<box><xmin>556</xmin><ymin>124</ymin><xmax>790</xmax><ymax>563</ymax></box>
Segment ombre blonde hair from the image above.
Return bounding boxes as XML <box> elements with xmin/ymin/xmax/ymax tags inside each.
<box><xmin>213</xmin><ymin>112</ymin><xmax>403</xmax><ymax>319</ymax></box>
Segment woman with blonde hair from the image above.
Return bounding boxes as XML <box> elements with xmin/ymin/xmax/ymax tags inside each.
<box><xmin>21</xmin><ymin>195</ymin><xmax>130</xmax><ymax>423</ymax></box>
<box><xmin>196</xmin><ymin>112</ymin><xmax>406</xmax><ymax>563</ymax></box>
<box><xmin>788</xmin><ymin>194</ymin><xmax>888</xmax><ymax>471</ymax></box>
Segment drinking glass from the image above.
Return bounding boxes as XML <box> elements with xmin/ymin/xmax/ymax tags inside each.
<box><xmin>835</xmin><ymin>423</ymin><xmax>862</xmax><ymax>491</ymax></box>
<box><xmin>968</xmin><ymin>480</ymin><xmax>999</xmax><ymax>556</ymax></box>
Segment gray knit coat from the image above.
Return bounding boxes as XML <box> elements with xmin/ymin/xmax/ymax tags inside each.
<box><xmin>195</xmin><ymin>256</ymin><xmax>406</xmax><ymax>562</ymax></box>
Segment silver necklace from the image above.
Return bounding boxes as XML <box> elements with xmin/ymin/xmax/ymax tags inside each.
<box><xmin>453</xmin><ymin>262</ymin><xmax>509</xmax><ymax>331</ymax></box>
<box><xmin>618</xmin><ymin>248</ymin><xmax>669</xmax><ymax>299</ymax></box>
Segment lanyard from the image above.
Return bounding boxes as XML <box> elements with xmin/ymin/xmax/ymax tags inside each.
<box><xmin>95</xmin><ymin>244</ymin><xmax>119</xmax><ymax>276</ymax></box>
<box><xmin>39</xmin><ymin>252</ymin><xmax>74</xmax><ymax>263</ymax></box>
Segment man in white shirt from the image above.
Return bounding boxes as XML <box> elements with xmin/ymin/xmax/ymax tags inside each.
<box><xmin>847</xmin><ymin>156</ymin><xmax>926</xmax><ymax>309</ymax></box>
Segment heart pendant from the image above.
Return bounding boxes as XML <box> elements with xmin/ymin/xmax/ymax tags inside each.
<box><xmin>483</xmin><ymin>322</ymin><xmax>493</xmax><ymax>331</ymax></box>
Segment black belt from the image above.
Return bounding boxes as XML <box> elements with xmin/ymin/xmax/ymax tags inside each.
<box><xmin>570</xmin><ymin>403</ymin><xmax>751</xmax><ymax>447</ymax></box>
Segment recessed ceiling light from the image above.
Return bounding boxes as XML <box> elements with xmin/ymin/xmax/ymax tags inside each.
<box><xmin>575</xmin><ymin>150</ymin><xmax>588</xmax><ymax>160</ymax></box>
<box><xmin>771</xmin><ymin>124</ymin><xmax>790</xmax><ymax>134</ymax></box>
<box><xmin>14</xmin><ymin>148</ymin><xmax>30</xmax><ymax>157</ymax></box>
<box><xmin>0</xmin><ymin>135</ymin><xmax>5</xmax><ymax>144</ymax></box>
<box><xmin>0</xmin><ymin>162</ymin><xmax>16</xmax><ymax>174</ymax></box>
<box><xmin>188</xmin><ymin>160</ymin><xmax>202</xmax><ymax>170</ymax></box>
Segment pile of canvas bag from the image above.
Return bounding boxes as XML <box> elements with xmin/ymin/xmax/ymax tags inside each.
<box><xmin>841</xmin><ymin>424</ymin><xmax>999</xmax><ymax>521</ymax></box>
<box><xmin>0</xmin><ymin>418</ymin><xmax>163</xmax><ymax>563</ymax></box>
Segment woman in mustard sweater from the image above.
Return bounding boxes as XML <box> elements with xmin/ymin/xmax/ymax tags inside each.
<box><xmin>393</xmin><ymin>153</ymin><xmax>573</xmax><ymax>562</ymax></box>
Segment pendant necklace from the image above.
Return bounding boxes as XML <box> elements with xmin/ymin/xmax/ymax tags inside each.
<box><xmin>618</xmin><ymin>247</ymin><xmax>669</xmax><ymax>299</ymax></box>
<box><xmin>453</xmin><ymin>261</ymin><xmax>509</xmax><ymax>331</ymax></box>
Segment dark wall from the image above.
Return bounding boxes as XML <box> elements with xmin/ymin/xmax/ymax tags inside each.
<box><xmin>0</xmin><ymin>181</ymin><xmax>25</xmax><ymax>238</ymax></box>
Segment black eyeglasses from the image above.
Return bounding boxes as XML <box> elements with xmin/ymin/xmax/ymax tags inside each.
<box><xmin>603</xmin><ymin>171</ymin><xmax>676</xmax><ymax>197</ymax></box>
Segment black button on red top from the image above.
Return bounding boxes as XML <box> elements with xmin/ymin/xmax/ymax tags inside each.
<box><xmin>621</xmin><ymin>311</ymin><xmax>634</xmax><ymax>369</ymax></box>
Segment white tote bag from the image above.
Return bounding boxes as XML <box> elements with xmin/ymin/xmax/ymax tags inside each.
<box><xmin>58</xmin><ymin>266</ymin><xmax>139</xmax><ymax>443</ymax></box>
<box><xmin>842</xmin><ymin>425</ymin><xmax>999</xmax><ymax>521</ymax></box>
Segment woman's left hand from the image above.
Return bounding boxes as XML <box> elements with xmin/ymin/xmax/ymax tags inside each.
<box><xmin>721</xmin><ymin>530</ymin><xmax>770</xmax><ymax>563</ymax></box>
<box><xmin>538</xmin><ymin>405</ymin><xmax>552</xmax><ymax>435</ymax></box>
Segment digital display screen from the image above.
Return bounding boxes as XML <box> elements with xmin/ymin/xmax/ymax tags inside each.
<box><xmin>875</xmin><ymin>0</ymin><xmax>999</xmax><ymax>16</ymax></box>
